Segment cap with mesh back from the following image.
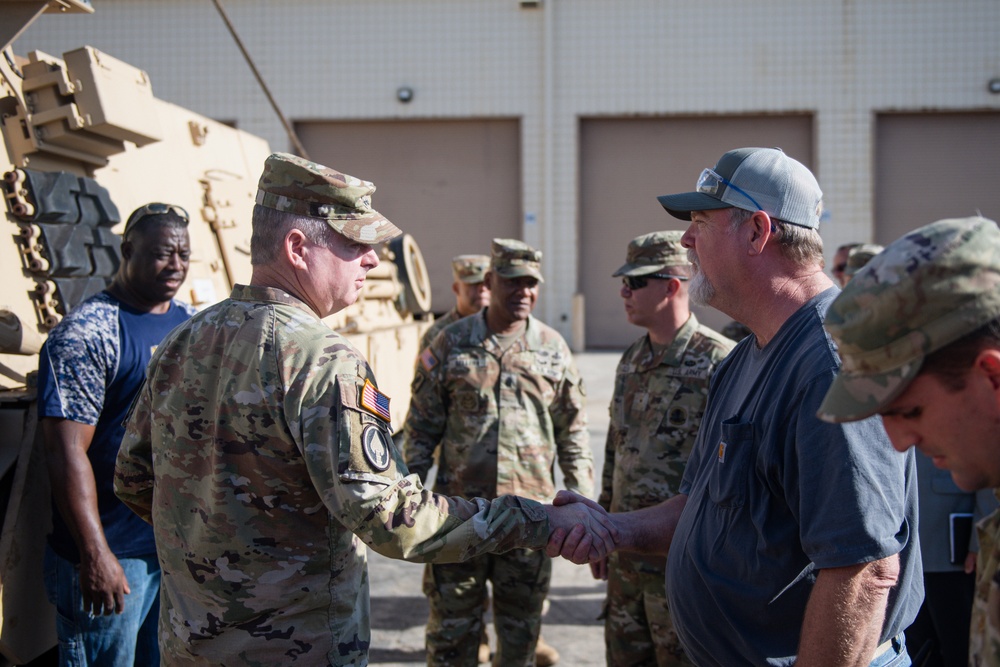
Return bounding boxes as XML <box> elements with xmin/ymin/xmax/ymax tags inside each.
<box><xmin>657</xmin><ymin>147</ymin><xmax>823</xmax><ymax>229</ymax></box>
<box><xmin>818</xmin><ymin>216</ymin><xmax>1000</xmax><ymax>423</ymax></box>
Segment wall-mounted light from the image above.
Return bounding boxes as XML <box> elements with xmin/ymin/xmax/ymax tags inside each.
<box><xmin>397</xmin><ymin>86</ymin><xmax>414</xmax><ymax>103</ymax></box>
<box><xmin>988</xmin><ymin>78</ymin><xmax>1000</xmax><ymax>94</ymax></box>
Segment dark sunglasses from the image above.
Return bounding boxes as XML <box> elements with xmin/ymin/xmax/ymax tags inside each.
<box><xmin>622</xmin><ymin>273</ymin><xmax>689</xmax><ymax>290</ymax></box>
<box><xmin>123</xmin><ymin>203</ymin><xmax>190</xmax><ymax>238</ymax></box>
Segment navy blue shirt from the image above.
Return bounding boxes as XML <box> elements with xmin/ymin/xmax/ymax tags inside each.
<box><xmin>668</xmin><ymin>288</ymin><xmax>923</xmax><ymax>666</ymax></box>
<box><xmin>38</xmin><ymin>291</ymin><xmax>193</xmax><ymax>563</ymax></box>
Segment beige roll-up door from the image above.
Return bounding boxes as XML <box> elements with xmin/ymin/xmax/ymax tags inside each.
<box><xmin>875</xmin><ymin>112</ymin><xmax>1000</xmax><ymax>245</ymax></box>
<box><xmin>296</xmin><ymin>119</ymin><xmax>521</xmax><ymax>317</ymax></box>
<box><xmin>579</xmin><ymin>115</ymin><xmax>814</xmax><ymax>349</ymax></box>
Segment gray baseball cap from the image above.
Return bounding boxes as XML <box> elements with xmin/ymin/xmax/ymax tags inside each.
<box><xmin>657</xmin><ymin>147</ymin><xmax>824</xmax><ymax>229</ymax></box>
<box><xmin>818</xmin><ymin>216</ymin><xmax>1000</xmax><ymax>423</ymax></box>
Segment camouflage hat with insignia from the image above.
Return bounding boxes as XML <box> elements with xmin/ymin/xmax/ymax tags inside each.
<box><xmin>818</xmin><ymin>216</ymin><xmax>1000</xmax><ymax>423</ymax></box>
<box><xmin>255</xmin><ymin>152</ymin><xmax>401</xmax><ymax>244</ymax></box>
<box><xmin>843</xmin><ymin>243</ymin><xmax>884</xmax><ymax>278</ymax></box>
<box><xmin>490</xmin><ymin>238</ymin><xmax>544</xmax><ymax>283</ymax></box>
<box><xmin>613</xmin><ymin>231</ymin><xmax>690</xmax><ymax>277</ymax></box>
<box><xmin>451</xmin><ymin>254</ymin><xmax>490</xmax><ymax>284</ymax></box>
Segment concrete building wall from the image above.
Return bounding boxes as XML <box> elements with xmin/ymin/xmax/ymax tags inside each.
<box><xmin>16</xmin><ymin>0</ymin><xmax>1000</xmax><ymax>346</ymax></box>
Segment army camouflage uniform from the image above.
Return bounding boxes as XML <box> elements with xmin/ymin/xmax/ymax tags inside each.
<box><xmin>403</xmin><ymin>308</ymin><xmax>592</xmax><ymax>667</ymax></box>
<box><xmin>819</xmin><ymin>217</ymin><xmax>1000</xmax><ymax>667</ymax></box>
<box><xmin>421</xmin><ymin>255</ymin><xmax>491</xmax><ymax>352</ymax></box>
<box><xmin>421</xmin><ymin>308</ymin><xmax>464</xmax><ymax>352</ymax></box>
<box><xmin>599</xmin><ymin>316</ymin><xmax>732</xmax><ymax>666</ymax></box>
<box><xmin>114</xmin><ymin>154</ymin><xmax>553</xmax><ymax>667</ymax></box>
<box><xmin>972</xmin><ymin>496</ymin><xmax>1000</xmax><ymax>666</ymax></box>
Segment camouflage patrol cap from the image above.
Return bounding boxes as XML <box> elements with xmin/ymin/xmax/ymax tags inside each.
<box><xmin>613</xmin><ymin>231</ymin><xmax>690</xmax><ymax>277</ymax></box>
<box><xmin>255</xmin><ymin>152</ymin><xmax>401</xmax><ymax>244</ymax></box>
<box><xmin>451</xmin><ymin>254</ymin><xmax>490</xmax><ymax>283</ymax></box>
<box><xmin>818</xmin><ymin>216</ymin><xmax>1000</xmax><ymax>423</ymax></box>
<box><xmin>490</xmin><ymin>238</ymin><xmax>544</xmax><ymax>282</ymax></box>
<box><xmin>843</xmin><ymin>243</ymin><xmax>884</xmax><ymax>278</ymax></box>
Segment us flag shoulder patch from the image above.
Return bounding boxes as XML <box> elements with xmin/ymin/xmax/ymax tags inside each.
<box><xmin>419</xmin><ymin>347</ymin><xmax>438</xmax><ymax>371</ymax></box>
<box><xmin>361</xmin><ymin>379</ymin><xmax>392</xmax><ymax>423</ymax></box>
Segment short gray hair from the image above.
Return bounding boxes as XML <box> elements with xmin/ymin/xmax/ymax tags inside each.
<box><xmin>250</xmin><ymin>205</ymin><xmax>337</xmax><ymax>265</ymax></box>
<box><xmin>728</xmin><ymin>208</ymin><xmax>824</xmax><ymax>266</ymax></box>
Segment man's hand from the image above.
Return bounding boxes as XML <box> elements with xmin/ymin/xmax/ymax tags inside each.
<box><xmin>542</xmin><ymin>490</ymin><xmax>617</xmax><ymax>564</ymax></box>
<box><xmin>590</xmin><ymin>555</ymin><xmax>608</xmax><ymax>580</ymax></box>
<box><xmin>80</xmin><ymin>549</ymin><xmax>130</xmax><ymax>616</ymax></box>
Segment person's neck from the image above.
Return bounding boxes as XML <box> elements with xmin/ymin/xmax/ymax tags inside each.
<box><xmin>485</xmin><ymin>308</ymin><xmax>527</xmax><ymax>336</ymax></box>
<box><xmin>646</xmin><ymin>310</ymin><xmax>689</xmax><ymax>347</ymax></box>
<box><xmin>106</xmin><ymin>278</ymin><xmax>171</xmax><ymax>314</ymax></box>
<box><xmin>733</xmin><ymin>269</ymin><xmax>832</xmax><ymax>348</ymax></box>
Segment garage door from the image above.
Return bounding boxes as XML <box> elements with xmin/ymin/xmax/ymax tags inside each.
<box><xmin>875</xmin><ymin>112</ymin><xmax>1000</xmax><ymax>245</ymax></box>
<box><xmin>579</xmin><ymin>115</ymin><xmax>814</xmax><ymax>349</ymax></box>
<box><xmin>296</xmin><ymin>119</ymin><xmax>521</xmax><ymax>317</ymax></box>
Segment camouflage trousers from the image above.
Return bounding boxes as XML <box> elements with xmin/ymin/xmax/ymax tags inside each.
<box><xmin>603</xmin><ymin>552</ymin><xmax>692</xmax><ymax>667</ymax></box>
<box><xmin>423</xmin><ymin>548</ymin><xmax>552</xmax><ymax>667</ymax></box>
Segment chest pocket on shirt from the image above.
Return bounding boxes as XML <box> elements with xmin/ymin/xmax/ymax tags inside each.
<box><xmin>708</xmin><ymin>417</ymin><xmax>754</xmax><ymax>509</ymax></box>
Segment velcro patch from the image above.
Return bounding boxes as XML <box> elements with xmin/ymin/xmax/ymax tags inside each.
<box><xmin>420</xmin><ymin>347</ymin><xmax>438</xmax><ymax>372</ymax></box>
<box><xmin>360</xmin><ymin>378</ymin><xmax>391</xmax><ymax>424</ymax></box>
<box><xmin>362</xmin><ymin>425</ymin><xmax>391</xmax><ymax>471</ymax></box>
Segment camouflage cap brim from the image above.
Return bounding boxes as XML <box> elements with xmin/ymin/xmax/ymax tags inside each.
<box><xmin>612</xmin><ymin>262</ymin><xmax>669</xmax><ymax>277</ymax></box>
<box><xmin>817</xmin><ymin>358</ymin><xmax>923</xmax><ymax>423</ymax></box>
<box><xmin>494</xmin><ymin>265</ymin><xmax>545</xmax><ymax>283</ymax></box>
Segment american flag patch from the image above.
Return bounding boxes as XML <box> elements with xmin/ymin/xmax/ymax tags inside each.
<box><xmin>420</xmin><ymin>347</ymin><xmax>438</xmax><ymax>371</ymax></box>
<box><xmin>361</xmin><ymin>379</ymin><xmax>392</xmax><ymax>423</ymax></box>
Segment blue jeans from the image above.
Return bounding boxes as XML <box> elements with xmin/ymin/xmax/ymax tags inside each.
<box><xmin>43</xmin><ymin>548</ymin><xmax>160</xmax><ymax>667</ymax></box>
<box><xmin>870</xmin><ymin>633</ymin><xmax>910</xmax><ymax>667</ymax></box>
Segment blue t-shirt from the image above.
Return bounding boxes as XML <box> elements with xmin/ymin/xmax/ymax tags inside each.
<box><xmin>667</xmin><ymin>288</ymin><xmax>923</xmax><ymax>667</ymax></box>
<box><xmin>37</xmin><ymin>291</ymin><xmax>194</xmax><ymax>563</ymax></box>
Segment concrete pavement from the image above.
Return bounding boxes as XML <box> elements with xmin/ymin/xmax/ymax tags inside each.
<box><xmin>368</xmin><ymin>351</ymin><xmax>621</xmax><ymax>666</ymax></box>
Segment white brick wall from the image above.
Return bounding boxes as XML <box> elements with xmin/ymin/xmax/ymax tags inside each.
<box><xmin>17</xmin><ymin>0</ymin><xmax>1000</xmax><ymax>334</ymax></box>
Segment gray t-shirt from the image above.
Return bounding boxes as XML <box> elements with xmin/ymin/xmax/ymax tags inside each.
<box><xmin>668</xmin><ymin>288</ymin><xmax>923</xmax><ymax>666</ymax></box>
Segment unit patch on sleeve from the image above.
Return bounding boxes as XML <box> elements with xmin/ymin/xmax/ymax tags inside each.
<box><xmin>362</xmin><ymin>425</ymin><xmax>391</xmax><ymax>472</ymax></box>
<box><xmin>360</xmin><ymin>378</ymin><xmax>392</xmax><ymax>423</ymax></box>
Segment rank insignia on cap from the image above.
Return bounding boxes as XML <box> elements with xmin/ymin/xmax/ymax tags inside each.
<box><xmin>362</xmin><ymin>425</ymin><xmax>391</xmax><ymax>472</ymax></box>
<box><xmin>419</xmin><ymin>347</ymin><xmax>438</xmax><ymax>372</ymax></box>
<box><xmin>361</xmin><ymin>379</ymin><xmax>392</xmax><ymax>424</ymax></box>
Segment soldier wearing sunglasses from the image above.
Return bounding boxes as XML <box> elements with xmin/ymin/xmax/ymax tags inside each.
<box><xmin>595</xmin><ymin>231</ymin><xmax>733</xmax><ymax>667</ymax></box>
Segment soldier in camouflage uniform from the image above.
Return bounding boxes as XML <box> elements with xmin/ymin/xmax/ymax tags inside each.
<box><xmin>420</xmin><ymin>254</ymin><xmax>491</xmax><ymax>351</ymax></box>
<box><xmin>403</xmin><ymin>238</ymin><xmax>593</xmax><ymax>667</ymax></box>
<box><xmin>819</xmin><ymin>215</ymin><xmax>1000</xmax><ymax>667</ymax></box>
<box><xmin>842</xmin><ymin>243</ymin><xmax>884</xmax><ymax>281</ymax></box>
<box><xmin>595</xmin><ymin>231</ymin><xmax>733</xmax><ymax>667</ymax></box>
<box><xmin>114</xmin><ymin>154</ymin><xmax>616</xmax><ymax>667</ymax></box>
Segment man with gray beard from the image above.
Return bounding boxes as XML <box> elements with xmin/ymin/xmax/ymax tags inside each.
<box><xmin>549</xmin><ymin>147</ymin><xmax>923</xmax><ymax>667</ymax></box>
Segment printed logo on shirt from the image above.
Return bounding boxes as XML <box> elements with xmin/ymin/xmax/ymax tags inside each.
<box><xmin>717</xmin><ymin>441</ymin><xmax>727</xmax><ymax>463</ymax></box>
<box><xmin>362</xmin><ymin>425</ymin><xmax>391</xmax><ymax>472</ymax></box>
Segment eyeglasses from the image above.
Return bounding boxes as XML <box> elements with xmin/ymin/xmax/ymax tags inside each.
<box><xmin>696</xmin><ymin>168</ymin><xmax>763</xmax><ymax>212</ymax></box>
<box><xmin>832</xmin><ymin>263</ymin><xmax>847</xmax><ymax>274</ymax></box>
<box><xmin>622</xmin><ymin>273</ymin><xmax>689</xmax><ymax>290</ymax></box>
<box><xmin>123</xmin><ymin>203</ymin><xmax>190</xmax><ymax>238</ymax></box>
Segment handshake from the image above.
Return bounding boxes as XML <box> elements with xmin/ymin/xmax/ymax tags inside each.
<box><xmin>541</xmin><ymin>490</ymin><xmax>622</xmax><ymax>565</ymax></box>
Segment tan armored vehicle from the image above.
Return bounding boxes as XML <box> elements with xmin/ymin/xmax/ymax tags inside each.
<box><xmin>0</xmin><ymin>2</ymin><xmax>431</xmax><ymax>661</ymax></box>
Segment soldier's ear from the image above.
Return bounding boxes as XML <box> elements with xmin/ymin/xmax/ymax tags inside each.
<box><xmin>285</xmin><ymin>229</ymin><xmax>309</xmax><ymax>269</ymax></box>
